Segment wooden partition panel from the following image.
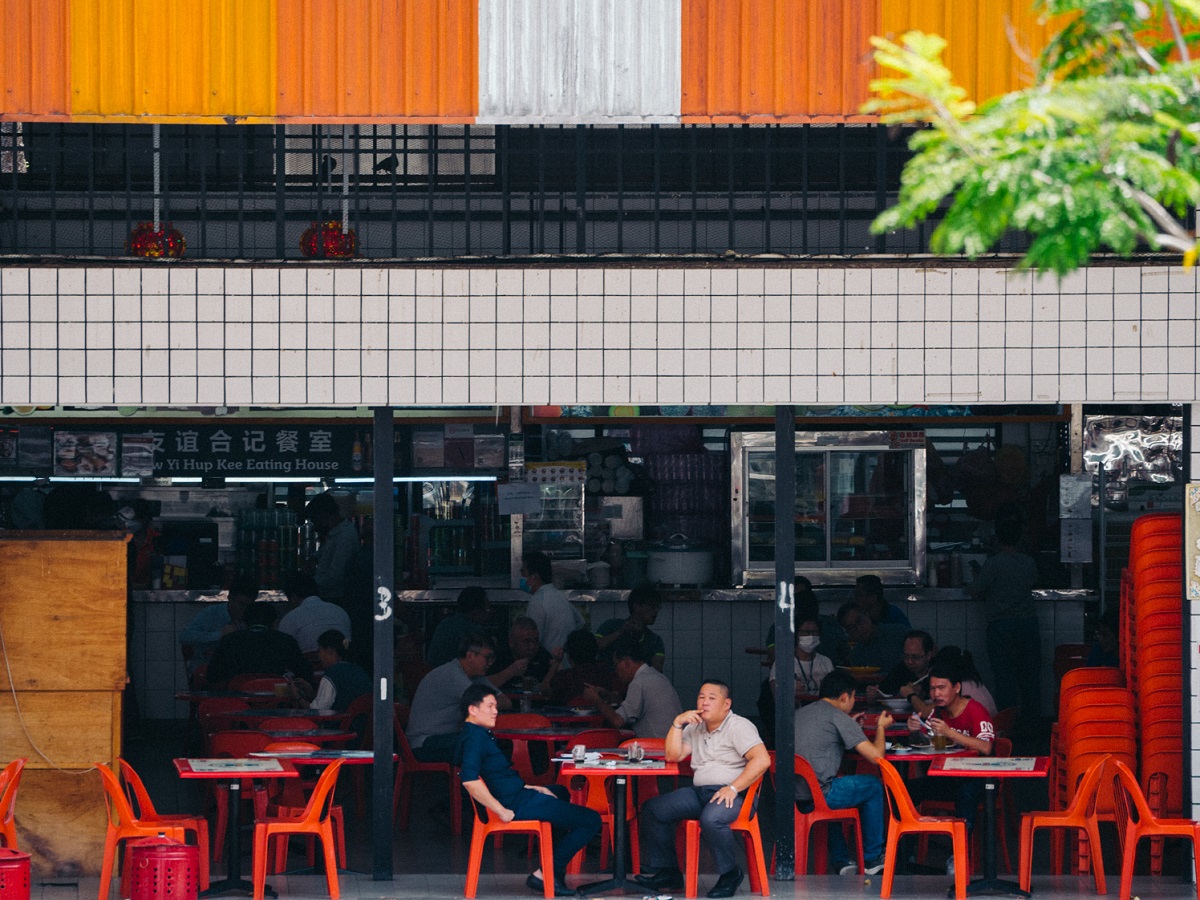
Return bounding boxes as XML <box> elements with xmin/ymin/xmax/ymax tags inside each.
<box><xmin>0</xmin><ymin>531</ymin><xmax>127</xmax><ymax>876</ymax></box>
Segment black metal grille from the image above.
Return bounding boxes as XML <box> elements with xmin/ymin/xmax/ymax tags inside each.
<box><xmin>0</xmin><ymin>123</ymin><xmax>1026</xmax><ymax>260</ymax></box>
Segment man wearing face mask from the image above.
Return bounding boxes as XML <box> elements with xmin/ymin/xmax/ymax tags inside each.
<box><xmin>769</xmin><ymin>615</ymin><xmax>834</xmax><ymax>704</ymax></box>
<box><xmin>521</xmin><ymin>551</ymin><xmax>583</xmax><ymax>661</ymax></box>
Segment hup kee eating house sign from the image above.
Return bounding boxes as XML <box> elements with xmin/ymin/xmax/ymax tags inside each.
<box><xmin>0</xmin><ymin>424</ymin><xmax>369</xmax><ymax>478</ymax></box>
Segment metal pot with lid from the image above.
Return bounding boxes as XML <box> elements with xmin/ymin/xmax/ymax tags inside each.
<box><xmin>647</xmin><ymin>533</ymin><xmax>713</xmax><ymax>587</ymax></box>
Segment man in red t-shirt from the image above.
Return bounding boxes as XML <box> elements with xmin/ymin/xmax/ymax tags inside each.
<box><xmin>906</xmin><ymin>662</ymin><xmax>995</xmax><ymax>874</ymax></box>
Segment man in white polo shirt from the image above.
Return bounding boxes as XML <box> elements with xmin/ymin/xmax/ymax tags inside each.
<box><xmin>278</xmin><ymin>572</ymin><xmax>351</xmax><ymax>654</ymax></box>
<box><xmin>635</xmin><ymin>680</ymin><xmax>770</xmax><ymax>899</ymax></box>
<box><xmin>582</xmin><ymin>639</ymin><xmax>682</xmax><ymax>738</ymax></box>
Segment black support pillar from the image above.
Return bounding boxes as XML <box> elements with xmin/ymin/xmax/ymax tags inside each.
<box><xmin>772</xmin><ymin>405</ymin><xmax>796</xmax><ymax>880</ymax></box>
<box><xmin>372</xmin><ymin>407</ymin><xmax>396</xmax><ymax>880</ymax></box>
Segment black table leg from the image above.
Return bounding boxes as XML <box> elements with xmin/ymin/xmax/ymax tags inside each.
<box><xmin>954</xmin><ymin>779</ymin><xmax>1028</xmax><ymax>898</ymax></box>
<box><xmin>204</xmin><ymin>780</ymin><xmax>274</xmax><ymax>897</ymax></box>
<box><xmin>574</xmin><ymin>774</ymin><xmax>628</xmax><ymax>894</ymax></box>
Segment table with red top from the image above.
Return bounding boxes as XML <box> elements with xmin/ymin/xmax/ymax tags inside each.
<box><xmin>175</xmin><ymin>757</ymin><xmax>298</xmax><ymax>897</ymax></box>
<box><xmin>929</xmin><ymin>756</ymin><xmax>1051</xmax><ymax>898</ymax></box>
<box><xmin>558</xmin><ymin>759</ymin><xmax>680</xmax><ymax>893</ymax></box>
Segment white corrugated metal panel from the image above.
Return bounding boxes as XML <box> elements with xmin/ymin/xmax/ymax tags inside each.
<box><xmin>478</xmin><ymin>0</ymin><xmax>681</xmax><ymax>123</ymax></box>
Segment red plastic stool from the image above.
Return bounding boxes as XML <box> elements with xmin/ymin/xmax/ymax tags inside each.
<box><xmin>0</xmin><ymin>849</ymin><xmax>31</xmax><ymax>900</ymax></box>
<box><xmin>127</xmin><ymin>838</ymin><xmax>200</xmax><ymax>900</ymax></box>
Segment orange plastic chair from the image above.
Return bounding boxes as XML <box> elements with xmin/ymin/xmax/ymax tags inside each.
<box><xmin>0</xmin><ymin>758</ymin><xmax>26</xmax><ymax>850</ymax></box>
<box><xmin>1060</xmin><ymin>667</ymin><xmax>1126</xmax><ymax>695</ymax></box>
<box><xmin>261</xmin><ymin>742</ymin><xmax>346</xmax><ymax>875</ymax></box>
<box><xmin>229</xmin><ymin>673</ymin><xmax>289</xmax><ymax>691</ymax></box>
<box><xmin>252</xmin><ymin>760</ymin><xmax>345</xmax><ymax>900</ymax></box>
<box><xmin>1018</xmin><ymin>755</ymin><xmax>1107</xmax><ymax>894</ymax></box>
<box><xmin>463</xmin><ymin>794</ymin><xmax>555</xmax><ymax>899</ymax></box>
<box><xmin>198</xmin><ymin>698</ymin><xmax>250</xmax><ymax>739</ymax></box>
<box><xmin>392</xmin><ymin>715</ymin><xmax>462</xmax><ymax>834</ymax></box>
<box><xmin>567</xmin><ymin>728</ymin><xmax>626</xmax><ymax>749</ymax></box>
<box><xmin>118</xmin><ymin>760</ymin><xmax>211</xmax><ymax>889</ymax></box>
<box><xmin>260</xmin><ymin>716</ymin><xmax>319</xmax><ymax>732</ymax></box>
<box><xmin>878</xmin><ymin>759</ymin><xmax>968</xmax><ymax>900</ymax></box>
<box><xmin>95</xmin><ymin>762</ymin><xmax>189</xmax><ymax>900</ymax></box>
<box><xmin>1111</xmin><ymin>759</ymin><xmax>1200</xmax><ymax>900</ymax></box>
<box><xmin>682</xmin><ymin>776</ymin><xmax>769</xmax><ymax>899</ymax></box>
<box><xmin>209</xmin><ymin>730</ymin><xmax>273</xmax><ymax>861</ymax></box>
<box><xmin>496</xmin><ymin>713</ymin><xmax>555</xmax><ymax>786</ymax></box>
<box><xmin>789</xmin><ymin>754</ymin><xmax>864</xmax><ymax>875</ymax></box>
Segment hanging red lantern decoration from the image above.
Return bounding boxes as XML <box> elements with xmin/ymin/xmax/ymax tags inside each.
<box><xmin>126</xmin><ymin>222</ymin><xmax>186</xmax><ymax>258</ymax></box>
<box><xmin>300</xmin><ymin>220</ymin><xmax>358</xmax><ymax>259</ymax></box>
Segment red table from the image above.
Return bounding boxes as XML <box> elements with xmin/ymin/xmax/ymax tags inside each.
<box><xmin>559</xmin><ymin>759</ymin><xmax>679</xmax><ymax>893</ymax></box>
<box><xmin>929</xmin><ymin>756</ymin><xmax>1051</xmax><ymax>897</ymax></box>
<box><xmin>175</xmin><ymin>757</ymin><xmax>298</xmax><ymax>897</ymax></box>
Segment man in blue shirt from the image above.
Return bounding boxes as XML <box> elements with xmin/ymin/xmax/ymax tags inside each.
<box><xmin>457</xmin><ymin>684</ymin><xmax>601</xmax><ymax>896</ymax></box>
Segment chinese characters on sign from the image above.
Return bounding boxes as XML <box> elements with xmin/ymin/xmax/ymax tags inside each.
<box><xmin>132</xmin><ymin>425</ymin><xmax>363</xmax><ymax>477</ymax></box>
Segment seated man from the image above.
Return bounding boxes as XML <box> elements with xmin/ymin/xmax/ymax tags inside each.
<box><xmin>179</xmin><ymin>575</ymin><xmax>256</xmax><ymax>675</ymax></box>
<box><xmin>547</xmin><ymin>629</ymin><xmax>617</xmax><ymax>706</ymax></box>
<box><xmin>794</xmin><ymin>670</ymin><xmax>890</xmax><ymax>875</ymax></box>
<box><xmin>490</xmin><ymin>616</ymin><xmax>559</xmax><ymax>691</ymax></box>
<box><xmin>427</xmin><ymin>586</ymin><xmax>492</xmax><ymax>668</ymax></box>
<box><xmin>832</xmin><ymin>603</ymin><xmax>908</xmax><ymax>672</ymax></box>
<box><xmin>457</xmin><ymin>684</ymin><xmax>601</xmax><ymax>897</ymax></box>
<box><xmin>582</xmin><ymin>638</ymin><xmax>682</xmax><ymax>738</ymax></box>
<box><xmin>855</xmin><ymin>574</ymin><xmax>912</xmax><ymax>628</ymax></box>
<box><xmin>635</xmin><ymin>680</ymin><xmax>770</xmax><ymax>899</ymax></box>
<box><xmin>277</xmin><ymin>572</ymin><xmax>351</xmax><ymax>655</ymax></box>
<box><xmin>408</xmin><ymin>633</ymin><xmax>511</xmax><ymax>763</ymax></box>
<box><xmin>869</xmin><ymin>630</ymin><xmax>936</xmax><ymax>715</ymax></box>
<box><xmin>906</xmin><ymin>660</ymin><xmax>995</xmax><ymax>874</ymax></box>
<box><xmin>205</xmin><ymin>601</ymin><xmax>313</xmax><ymax>688</ymax></box>
<box><xmin>595</xmin><ymin>587</ymin><xmax>666</xmax><ymax>671</ymax></box>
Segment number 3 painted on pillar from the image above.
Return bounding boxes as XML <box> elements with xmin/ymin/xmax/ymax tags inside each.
<box><xmin>374</xmin><ymin>586</ymin><xmax>393</xmax><ymax>621</ymax></box>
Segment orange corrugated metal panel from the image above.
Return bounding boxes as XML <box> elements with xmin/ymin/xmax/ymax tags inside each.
<box><xmin>275</xmin><ymin>0</ymin><xmax>476</xmax><ymax>120</ymax></box>
<box><xmin>682</xmin><ymin>0</ymin><xmax>881</xmax><ymax>120</ymax></box>
<box><xmin>880</xmin><ymin>0</ymin><xmax>1057</xmax><ymax>104</ymax></box>
<box><xmin>0</xmin><ymin>0</ymin><xmax>71</xmax><ymax>119</ymax></box>
<box><xmin>69</xmin><ymin>0</ymin><xmax>276</xmax><ymax>119</ymax></box>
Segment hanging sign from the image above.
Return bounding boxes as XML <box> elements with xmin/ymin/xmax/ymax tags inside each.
<box><xmin>131</xmin><ymin>425</ymin><xmax>368</xmax><ymax>477</ymax></box>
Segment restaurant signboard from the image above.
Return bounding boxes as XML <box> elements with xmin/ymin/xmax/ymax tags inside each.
<box><xmin>132</xmin><ymin>425</ymin><xmax>369</xmax><ymax>478</ymax></box>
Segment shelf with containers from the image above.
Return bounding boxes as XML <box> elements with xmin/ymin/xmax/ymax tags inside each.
<box><xmin>731</xmin><ymin>430</ymin><xmax>926</xmax><ymax>586</ymax></box>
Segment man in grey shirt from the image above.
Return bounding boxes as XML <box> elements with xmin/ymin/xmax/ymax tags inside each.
<box><xmin>407</xmin><ymin>633</ymin><xmax>510</xmax><ymax>762</ymax></box>
<box><xmin>794</xmin><ymin>669</ymin><xmax>891</xmax><ymax>875</ymax></box>
<box><xmin>635</xmin><ymin>680</ymin><xmax>770</xmax><ymax>899</ymax></box>
<box><xmin>583</xmin><ymin>639</ymin><xmax>682</xmax><ymax>739</ymax></box>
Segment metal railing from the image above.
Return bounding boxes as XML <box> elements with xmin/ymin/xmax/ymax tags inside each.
<box><xmin>0</xmin><ymin>123</ymin><xmax>1023</xmax><ymax>261</ymax></box>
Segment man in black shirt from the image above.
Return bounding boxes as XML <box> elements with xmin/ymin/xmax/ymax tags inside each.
<box><xmin>457</xmin><ymin>684</ymin><xmax>600</xmax><ymax>896</ymax></box>
<box><xmin>205</xmin><ymin>601</ymin><xmax>313</xmax><ymax>688</ymax></box>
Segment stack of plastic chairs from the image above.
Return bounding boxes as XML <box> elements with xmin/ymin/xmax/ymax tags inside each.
<box><xmin>1124</xmin><ymin>513</ymin><xmax>1183</xmax><ymax>875</ymax></box>
<box><xmin>1049</xmin><ymin>675</ymin><xmax>1137</xmax><ymax>876</ymax></box>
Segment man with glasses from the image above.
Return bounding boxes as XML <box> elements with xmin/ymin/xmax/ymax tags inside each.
<box><xmin>869</xmin><ymin>630</ymin><xmax>936</xmax><ymax>715</ymax></box>
<box><xmin>408</xmin><ymin>633</ymin><xmax>512</xmax><ymax>763</ymax></box>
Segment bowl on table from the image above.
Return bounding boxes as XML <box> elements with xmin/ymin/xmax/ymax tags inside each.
<box><xmin>882</xmin><ymin>698</ymin><xmax>910</xmax><ymax>714</ymax></box>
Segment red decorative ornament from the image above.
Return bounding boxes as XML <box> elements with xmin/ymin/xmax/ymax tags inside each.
<box><xmin>300</xmin><ymin>220</ymin><xmax>358</xmax><ymax>259</ymax></box>
<box><xmin>127</xmin><ymin>222</ymin><xmax>186</xmax><ymax>258</ymax></box>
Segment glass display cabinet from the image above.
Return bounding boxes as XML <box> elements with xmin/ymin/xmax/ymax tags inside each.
<box><xmin>731</xmin><ymin>430</ymin><xmax>926</xmax><ymax>586</ymax></box>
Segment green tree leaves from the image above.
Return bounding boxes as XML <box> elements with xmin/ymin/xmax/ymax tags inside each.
<box><xmin>867</xmin><ymin>1</ymin><xmax>1200</xmax><ymax>274</ymax></box>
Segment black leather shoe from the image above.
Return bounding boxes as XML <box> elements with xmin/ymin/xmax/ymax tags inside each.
<box><xmin>706</xmin><ymin>866</ymin><xmax>744</xmax><ymax>899</ymax></box>
<box><xmin>525</xmin><ymin>873</ymin><xmax>576</xmax><ymax>897</ymax></box>
<box><xmin>634</xmin><ymin>868</ymin><xmax>685</xmax><ymax>891</ymax></box>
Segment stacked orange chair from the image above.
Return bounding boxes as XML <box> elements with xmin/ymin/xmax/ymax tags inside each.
<box><xmin>1123</xmin><ymin>514</ymin><xmax>1183</xmax><ymax>876</ymax></box>
<box><xmin>1049</xmin><ymin>682</ymin><xmax>1137</xmax><ymax>877</ymax></box>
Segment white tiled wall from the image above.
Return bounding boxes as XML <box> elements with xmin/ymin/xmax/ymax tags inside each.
<box><xmin>1</xmin><ymin>264</ymin><xmax>1198</xmax><ymax>407</ymax></box>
